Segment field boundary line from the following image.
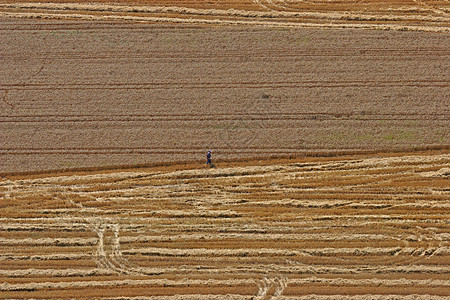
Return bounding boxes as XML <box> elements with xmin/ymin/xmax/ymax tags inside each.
<box><xmin>1</xmin><ymin>2</ymin><xmax>448</xmax><ymax>23</ymax></box>
<box><xmin>0</xmin><ymin>10</ymin><xmax>448</xmax><ymax>32</ymax></box>
<box><xmin>1</xmin><ymin>148</ymin><xmax>448</xmax><ymax>177</ymax></box>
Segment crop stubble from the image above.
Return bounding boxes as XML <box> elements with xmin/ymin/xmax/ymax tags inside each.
<box><xmin>0</xmin><ymin>17</ymin><xmax>449</xmax><ymax>173</ymax></box>
<box><xmin>1</xmin><ymin>1</ymin><xmax>449</xmax><ymax>298</ymax></box>
<box><xmin>0</xmin><ymin>1</ymin><xmax>449</xmax><ymax>32</ymax></box>
<box><xmin>0</xmin><ymin>151</ymin><xmax>449</xmax><ymax>298</ymax></box>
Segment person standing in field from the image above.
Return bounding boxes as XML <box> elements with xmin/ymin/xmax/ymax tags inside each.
<box><xmin>206</xmin><ymin>150</ymin><xmax>212</xmax><ymax>167</ymax></box>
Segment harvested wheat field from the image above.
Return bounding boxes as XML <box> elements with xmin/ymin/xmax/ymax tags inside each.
<box><xmin>0</xmin><ymin>151</ymin><xmax>449</xmax><ymax>298</ymax></box>
<box><xmin>1</xmin><ymin>0</ymin><xmax>449</xmax><ymax>298</ymax></box>
<box><xmin>0</xmin><ymin>0</ymin><xmax>449</xmax><ymax>31</ymax></box>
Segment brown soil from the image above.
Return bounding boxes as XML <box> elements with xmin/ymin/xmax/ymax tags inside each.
<box><xmin>0</xmin><ymin>17</ymin><xmax>449</xmax><ymax>174</ymax></box>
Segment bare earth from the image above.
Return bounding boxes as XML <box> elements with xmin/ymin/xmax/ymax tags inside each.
<box><xmin>0</xmin><ymin>17</ymin><xmax>449</xmax><ymax>173</ymax></box>
<box><xmin>0</xmin><ymin>151</ymin><xmax>449</xmax><ymax>298</ymax></box>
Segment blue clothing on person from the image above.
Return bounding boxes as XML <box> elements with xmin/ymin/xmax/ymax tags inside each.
<box><xmin>206</xmin><ymin>151</ymin><xmax>212</xmax><ymax>165</ymax></box>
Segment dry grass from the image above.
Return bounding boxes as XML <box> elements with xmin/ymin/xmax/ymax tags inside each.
<box><xmin>0</xmin><ymin>2</ymin><xmax>449</xmax><ymax>297</ymax></box>
<box><xmin>0</xmin><ymin>1</ymin><xmax>449</xmax><ymax>31</ymax></box>
<box><xmin>0</xmin><ymin>151</ymin><xmax>449</xmax><ymax>298</ymax></box>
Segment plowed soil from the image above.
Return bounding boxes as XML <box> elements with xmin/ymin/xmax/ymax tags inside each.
<box><xmin>1</xmin><ymin>17</ymin><xmax>449</xmax><ymax>173</ymax></box>
<box><xmin>0</xmin><ymin>151</ymin><xmax>449</xmax><ymax>298</ymax></box>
